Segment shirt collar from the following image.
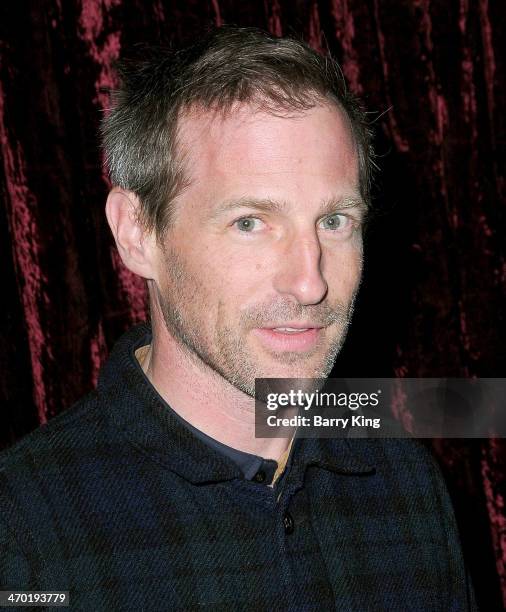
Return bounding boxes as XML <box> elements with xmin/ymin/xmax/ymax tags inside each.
<box><xmin>97</xmin><ymin>323</ymin><xmax>375</xmax><ymax>484</ymax></box>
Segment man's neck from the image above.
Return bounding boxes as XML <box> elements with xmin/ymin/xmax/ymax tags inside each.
<box><xmin>137</xmin><ymin>318</ymin><xmax>290</xmax><ymax>462</ymax></box>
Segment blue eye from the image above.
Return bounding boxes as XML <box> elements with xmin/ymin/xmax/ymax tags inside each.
<box><xmin>236</xmin><ymin>217</ymin><xmax>260</xmax><ymax>232</ymax></box>
<box><xmin>320</xmin><ymin>213</ymin><xmax>348</xmax><ymax>230</ymax></box>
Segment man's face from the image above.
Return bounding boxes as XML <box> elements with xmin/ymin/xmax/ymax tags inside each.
<box><xmin>152</xmin><ymin>102</ymin><xmax>365</xmax><ymax>396</ymax></box>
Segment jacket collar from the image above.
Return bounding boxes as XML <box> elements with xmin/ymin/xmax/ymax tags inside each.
<box><xmin>97</xmin><ymin>323</ymin><xmax>375</xmax><ymax>484</ymax></box>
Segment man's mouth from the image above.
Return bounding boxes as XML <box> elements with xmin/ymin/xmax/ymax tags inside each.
<box><xmin>271</xmin><ymin>327</ymin><xmax>310</xmax><ymax>334</ymax></box>
<box><xmin>252</xmin><ymin>324</ymin><xmax>324</xmax><ymax>351</ymax></box>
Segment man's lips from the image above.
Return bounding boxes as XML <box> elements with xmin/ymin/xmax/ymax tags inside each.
<box><xmin>262</xmin><ymin>322</ymin><xmax>324</xmax><ymax>330</ymax></box>
<box><xmin>252</xmin><ymin>324</ymin><xmax>324</xmax><ymax>351</ymax></box>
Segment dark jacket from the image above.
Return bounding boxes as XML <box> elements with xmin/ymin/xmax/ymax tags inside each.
<box><xmin>0</xmin><ymin>324</ymin><xmax>477</xmax><ymax>611</ymax></box>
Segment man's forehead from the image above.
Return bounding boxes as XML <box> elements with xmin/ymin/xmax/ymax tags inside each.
<box><xmin>176</xmin><ymin>101</ymin><xmax>358</xmax><ymax>180</ymax></box>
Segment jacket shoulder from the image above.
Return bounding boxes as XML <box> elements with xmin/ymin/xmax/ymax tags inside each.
<box><xmin>0</xmin><ymin>391</ymin><xmax>103</xmax><ymax>475</ymax></box>
<box><xmin>345</xmin><ymin>436</ymin><xmax>439</xmax><ymax>468</ymax></box>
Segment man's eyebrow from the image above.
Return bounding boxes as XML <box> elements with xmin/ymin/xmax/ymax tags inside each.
<box><xmin>210</xmin><ymin>197</ymin><xmax>287</xmax><ymax>219</ymax></box>
<box><xmin>319</xmin><ymin>196</ymin><xmax>368</xmax><ymax>217</ymax></box>
<box><xmin>210</xmin><ymin>195</ymin><xmax>367</xmax><ymax>219</ymax></box>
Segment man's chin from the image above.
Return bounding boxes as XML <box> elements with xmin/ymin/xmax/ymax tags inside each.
<box><xmin>251</xmin><ymin>355</ymin><xmax>334</xmax><ymax>382</ymax></box>
<box><xmin>246</xmin><ymin>361</ymin><xmax>331</xmax><ymax>402</ymax></box>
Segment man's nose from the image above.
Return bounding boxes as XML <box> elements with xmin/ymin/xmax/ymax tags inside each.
<box><xmin>272</xmin><ymin>232</ymin><xmax>328</xmax><ymax>305</ymax></box>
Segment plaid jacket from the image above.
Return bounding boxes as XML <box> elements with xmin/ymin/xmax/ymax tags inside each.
<box><xmin>0</xmin><ymin>324</ymin><xmax>477</xmax><ymax>611</ymax></box>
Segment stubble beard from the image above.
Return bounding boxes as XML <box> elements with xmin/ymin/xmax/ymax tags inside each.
<box><xmin>156</xmin><ymin>248</ymin><xmax>357</xmax><ymax>398</ymax></box>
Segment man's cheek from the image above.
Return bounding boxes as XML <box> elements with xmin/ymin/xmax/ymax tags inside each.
<box><xmin>328</xmin><ymin>262</ymin><xmax>361</xmax><ymax>297</ymax></box>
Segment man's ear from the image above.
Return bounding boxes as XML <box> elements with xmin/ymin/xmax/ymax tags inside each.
<box><xmin>105</xmin><ymin>188</ymin><xmax>157</xmax><ymax>280</ymax></box>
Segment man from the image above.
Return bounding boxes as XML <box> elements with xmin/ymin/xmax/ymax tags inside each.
<box><xmin>0</xmin><ymin>27</ymin><xmax>477</xmax><ymax>611</ymax></box>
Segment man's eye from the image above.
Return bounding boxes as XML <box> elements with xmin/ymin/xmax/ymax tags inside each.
<box><xmin>235</xmin><ymin>217</ymin><xmax>262</xmax><ymax>232</ymax></box>
<box><xmin>320</xmin><ymin>213</ymin><xmax>350</xmax><ymax>231</ymax></box>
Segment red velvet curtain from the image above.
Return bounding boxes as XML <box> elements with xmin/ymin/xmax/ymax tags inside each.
<box><xmin>1</xmin><ymin>1</ymin><xmax>504</xmax><ymax>609</ymax></box>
